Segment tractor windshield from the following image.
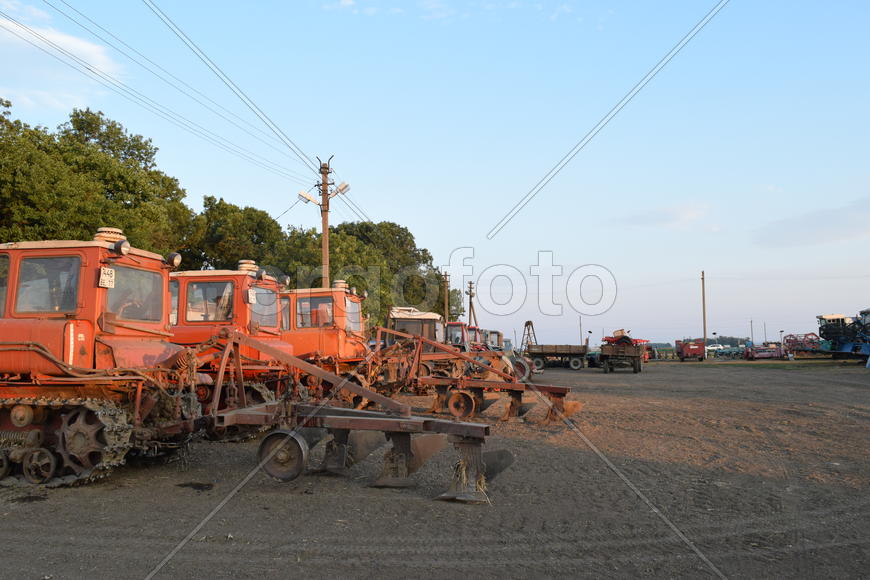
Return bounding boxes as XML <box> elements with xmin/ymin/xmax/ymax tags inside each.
<box><xmin>346</xmin><ymin>297</ymin><xmax>362</xmax><ymax>332</ymax></box>
<box><xmin>250</xmin><ymin>286</ymin><xmax>278</xmax><ymax>328</ymax></box>
<box><xmin>446</xmin><ymin>325</ymin><xmax>464</xmax><ymax>345</ymax></box>
<box><xmin>15</xmin><ymin>256</ymin><xmax>80</xmax><ymax>313</ymax></box>
<box><xmin>0</xmin><ymin>254</ymin><xmax>8</xmax><ymax>315</ymax></box>
<box><xmin>106</xmin><ymin>266</ymin><xmax>163</xmax><ymax>322</ymax></box>
<box><xmin>297</xmin><ymin>296</ymin><xmax>333</xmax><ymax>328</ymax></box>
<box><xmin>186</xmin><ymin>281</ymin><xmax>233</xmax><ymax>322</ymax></box>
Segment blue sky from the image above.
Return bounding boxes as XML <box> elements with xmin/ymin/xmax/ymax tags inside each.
<box><xmin>1</xmin><ymin>0</ymin><xmax>868</xmax><ymax>343</ymax></box>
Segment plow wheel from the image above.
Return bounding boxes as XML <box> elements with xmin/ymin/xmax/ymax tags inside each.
<box><xmin>258</xmin><ymin>430</ymin><xmax>309</xmax><ymax>482</ymax></box>
<box><xmin>56</xmin><ymin>409</ymin><xmax>106</xmax><ymax>475</ymax></box>
<box><xmin>22</xmin><ymin>448</ymin><xmax>57</xmax><ymax>484</ymax></box>
<box><xmin>447</xmin><ymin>390</ymin><xmax>477</xmax><ymax>418</ymax></box>
<box><xmin>511</xmin><ymin>357</ymin><xmax>531</xmax><ymax>382</ymax></box>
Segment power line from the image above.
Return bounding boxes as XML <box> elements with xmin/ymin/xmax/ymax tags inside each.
<box><xmin>0</xmin><ymin>12</ymin><xmax>311</xmax><ymax>187</ymax></box>
<box><xmin>40</xmin><ymin>0</ymin><xmax>314</xmax><ymax>182</ymax></box>
<box><xmin>487</xmin><ymin>0</ymin><xmax>730</xmax><ymax>239</ymax></box>
<box><xmin>141</xmin><ymin>0</ymin><xmax>319</xmax><ymax>175</ymax></box>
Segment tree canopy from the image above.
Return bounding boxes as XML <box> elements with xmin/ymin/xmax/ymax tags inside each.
<box><xmin>0</xmin><ymin>100</ymin><xmax>462</xmax><ymax>324</ymax></box>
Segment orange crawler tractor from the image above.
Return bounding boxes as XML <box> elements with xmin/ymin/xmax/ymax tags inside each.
<box><xmin>277</xmin><ymin>280</ymin><xmax>371</xmax><ymax>398</ymax></box>
<box><xmin>0</xmin><ymin>228</ymin><xmax>201</xmax><ymax>484</ymax></box>
<box><xmin>169</xmin><ymin>261</ymin><xmax>295</xmax><ymax>424</ymax></box>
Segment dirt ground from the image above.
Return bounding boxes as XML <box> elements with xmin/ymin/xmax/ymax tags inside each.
<box><xmin>1</xmin><ymin>360</ymin><xmax>868</xmax><ymax>579</ymax></box>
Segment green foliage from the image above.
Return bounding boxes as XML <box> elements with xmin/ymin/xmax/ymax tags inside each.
<box><xmin>0</xmin><ymin>104</ymin><xmax>193</xmax><ymax>255</ymax></box>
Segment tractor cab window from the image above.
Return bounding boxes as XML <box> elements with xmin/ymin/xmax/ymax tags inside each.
<box><xmin>250</xmin><ymin>286</ymin><xmax>278</xmax><ymax>328</ymax></box>
<box><xmin>297</xmin><ymin>296</ymin><xmax>333</xmax><ymax>328</ymax></box>
<box><xmin>280</xmin><ymin>297</ymin><xmax>291</xmax><ymax>330</ymax></box>
<box><xmin>345</xmin><ymin>297</ymin><xmax>362</xmax><ymax>332</ymax></box>
<box><xmin>15</xmin><ymin>256</ymin><xmax>80</xmax><ymax>313</ymax></box>
<box><xmin>169</xmin><ymin>280</ymin><xmax>179</xmax><ymax>325</ymax></box>
<box><xmin>186</xmin><ymin>281</ymin><xmax>233</xmax><ymax>322</ymax></box>
<box><xmin>446</xmin><ymin>325</ymin><xmax>465</xmax><ymax>345</ymax></box>
<box><xmin>106</xmin><ymin>266</ymin><xmax>163</xmax><ymax>322</ymax></box>
<box><xmin>0</xmin><ymin>254</ymin><xmax>8</xmax><ymax>316</ymax></box>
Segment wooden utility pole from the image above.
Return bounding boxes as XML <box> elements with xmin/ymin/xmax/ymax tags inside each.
<box><xmin>319</xmin><ymin>160</ymin><xmax>331</xmax><ymax>287</ymax></box>
<box><xmin>466</xmin><ymin>281</ymin><xmax>477</xmax><ymax>327</ymax></box>
<box><xmin>701</xmin><ymin>270</ymin><xmax>708</xmax><ymax>360</ymax></box>
<box><xmin>442</xmin><ymin>271</ymin><xmax>450</xmax><ymax>322</ymax></box>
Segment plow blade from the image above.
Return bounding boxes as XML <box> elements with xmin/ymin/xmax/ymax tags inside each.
<box><xmin>347</xmin><ymin>430</ymin><xmax>387</xmax><ymax>465</ymax></box>
<box><xmin>483</xmin><ymin>449</ymin><xmax>514</xmax><ymax>481</ymax></box>
<box><xmin>371</xmin><ymin>433</ymin><xmax>447</xmax><ymax>488</ymax></box>
<box><xmin>437</xmin><ymin>447</ymin><xmax>515</xmax><ymax>504</ymax></box>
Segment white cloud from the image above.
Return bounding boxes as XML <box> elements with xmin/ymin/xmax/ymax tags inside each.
<box><xmin>756</xmin><ymin>197</ymin><xmax>870</xmax><ymax>247</ymax></box>
<box><xmin>0</xmin><ymin>0</ymin><xmax>50</xmax><ymax>22</ymax></box>
<box><xmin>0</xmin><ymin>3</ymin><xmax>122</xmax><ymax>111</ymax></box>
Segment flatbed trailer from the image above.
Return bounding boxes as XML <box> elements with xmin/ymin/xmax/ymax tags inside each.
<box><xmin>526</xmin><ymin>344</ymin><xmax>589</xmax><ymax>370</ymax></box>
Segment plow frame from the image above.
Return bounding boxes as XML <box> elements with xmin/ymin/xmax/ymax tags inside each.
<box><xmin>195</xmin><ymin>330</ymin><xmax>496</xmax><ymax>501</ymax></box>
<box><xmin>373</xmin><ymin>327</ymin><xmax>570</xmax><ymax>420</ymax></box>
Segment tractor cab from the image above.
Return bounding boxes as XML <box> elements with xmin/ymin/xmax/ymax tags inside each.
<box><xmin>817</xmin><ymin>314</ymin><xmax>855</xmax><ymax>341</ymax></box>
<box><xmin>386</xmin><ymin>307</ymin><xmax>444</xmax><ymax>352</ymax></box>
<box><xmin>445</xmin><ymin>321</ymin><xmax>469</xmax><ymax>351</ymax></box>
<box><xmin>278</xmin><ymin>280</ymin><xmax>368</xmax><ymax>362</ymax></box>
<box><xmin>170</xmin><ymin>260</ymin><xmax>292</xmax><ymax>360</ymax></box>
<box><xmin>0</xmin><ymin>227</ymin><xmax>181</xmax><ymax>375</ymax></box>
<box><xmin>486</xmin><ymin>330</ymin><xmax>504</xmax><ymax>351</ymax></box>
<box><xmin>467</xmin><ymin>325</ymin><xmax>486</xmax><ymax>351</ymax></box>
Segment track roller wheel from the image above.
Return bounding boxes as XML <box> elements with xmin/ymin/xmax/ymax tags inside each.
<box><xmin>258</xmin><ymin>430</ymin><xmax>309</xmax><ymax>482</ymax></box>
<box><xmin>22</xmin><ymin>448</ymin><xmax>57</xmax><ymax>484</ymax></box>
<box><xmin>447</xmin><ymin>390</ymin><xmax>477</xmax><ymax>418</ymax></box>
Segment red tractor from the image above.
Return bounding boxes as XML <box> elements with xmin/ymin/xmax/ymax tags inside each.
<box><xmin>0</xmin><ymin>228</ymin><xmax>201</xmax><ymax>484</ymax></box>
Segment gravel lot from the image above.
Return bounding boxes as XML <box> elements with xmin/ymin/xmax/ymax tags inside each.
<box><xmin>2</xmin><ymin>360</ymin><xmax>868</xmax><ymax>579</ymax></box>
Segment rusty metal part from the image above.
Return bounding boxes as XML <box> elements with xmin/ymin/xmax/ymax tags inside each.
<box><xmin>437</xmin><ymin>436</ymin><xmax>488</xmax><ymax>503</ymax></box>
<box><xmin>373</xmin><ymin>327</ymin><xmax>573</xmax><ymax>420</ymax></box>
<box><xmin>22</xmin><ymin>447</ymin><xmax>57</xmax><ymax>484</ymax></box>
<box><xmin>447</xmin><ymin>390</ymin><xmax>476</xmax><ymax>418</ymax></box>
<box><xmin>10</xmin><ymin>405</ymin><xmax>34</xmax><ymax>427</ymax></box>
<box><xmin>56</xmin><ymin>409</ymin><xmax>105</xmax><ymax>475</ymax></box>
<box><xmin>218</xmin><ymin>330</ymin><xmax>410</xmax><ymax>417</ymax></box>
<box><xmin>258</xmin><ymin>430</ymin><xmax>309</xmax><ymax>482</ymax></box>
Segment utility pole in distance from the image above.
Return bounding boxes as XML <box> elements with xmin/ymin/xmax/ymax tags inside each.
<box><xmin>442</xmin><ymin>271</ymin><xmax>450</xmax><ymax>322</ymax></box>
<box><xmin>319</xmin><ymin>158</ymin><xmax>331</xmax><ymax>287</ymax></box>
<box><xmin>701</xmin><ymin>270</ymin><xmax>708</xmax><ymax>360</ymax></box>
